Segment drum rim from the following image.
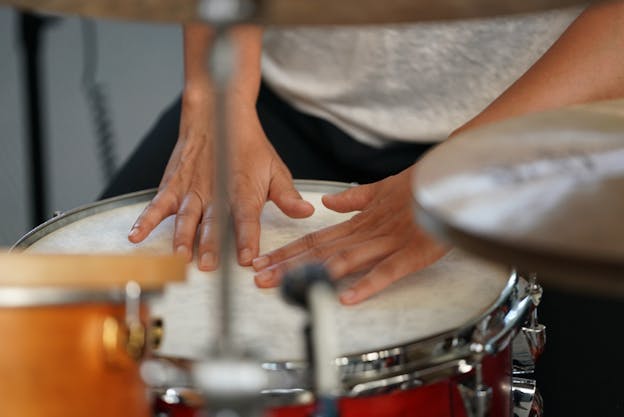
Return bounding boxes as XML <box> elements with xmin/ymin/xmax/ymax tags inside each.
<box><xmin>13</xmin><ymin>180</ymin><xmax>355</xmax><ymax>250</ymax></box>
<box><xmin>13</xmin><ymin>180</ymin><xmax>529</xmax><ymax>400</ymax></box>
<box><xmin>0</xmin><ymin>286</ymin><xmax>159</xmax><ymax>307</ymax></box>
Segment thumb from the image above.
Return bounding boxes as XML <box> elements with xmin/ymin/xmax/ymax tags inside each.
<box><xmin>322</xmin><ymin>183</ymin><xmax>375</xmax><ymax>213</ymax></box>
<box><xmin>269</xmin><ymin>174</ymin><xmax>315</xmax><ymax>219</ymax></box>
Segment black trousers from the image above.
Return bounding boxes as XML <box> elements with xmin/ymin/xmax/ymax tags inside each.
<box><xmin>102</xmin><ymin>84</ymin><xmax>623</xmax><ymax>417</ymax></box>
<box><xmin>101</xmin><ymin>83</ymin><xmax>433</xmax><ymax>198</ymax></box>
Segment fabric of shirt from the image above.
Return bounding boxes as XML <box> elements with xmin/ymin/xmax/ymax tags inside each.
<box><xmin>261</xmin><ymin>7</ymin><xmax>584</xmax><ymax>147</ymax></box>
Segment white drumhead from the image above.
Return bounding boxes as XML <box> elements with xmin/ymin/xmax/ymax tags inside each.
<box><xmin>24</xmin><ymin>187</ymin><xmax>510</xmax><ymax>361</ymax></box>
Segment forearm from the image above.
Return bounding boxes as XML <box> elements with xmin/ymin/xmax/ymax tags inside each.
<box><xmin>183</xmin><ymin>23</ymin><xmax>263</xmax><ymax>105</ymax></box>
<box><xmin>456</xmin><ymin>1</ymin><xmax>624</xmax><ymax>134</ymax></box>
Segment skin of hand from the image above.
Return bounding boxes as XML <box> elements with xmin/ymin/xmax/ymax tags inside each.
<box><xmin>128</xmin><ymin>25</ymin><xmax>314</xmax><ymax>269</ymax></box>
<box><xmin>252</xmin><ymin>166</ymin><xmax>449</xmax><ymax>305</ymax></box>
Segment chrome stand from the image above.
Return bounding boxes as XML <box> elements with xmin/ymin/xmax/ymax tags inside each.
<box><xmin>191</xmin><ymin>2</ymin><xmax>267</xmax><ymax>417</ymax></box>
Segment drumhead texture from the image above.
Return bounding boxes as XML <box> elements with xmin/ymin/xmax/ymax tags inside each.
<box><xmin>23</xmin><ymin>185</ymin><xmax>509</xmax><ymax>361</ymax></box>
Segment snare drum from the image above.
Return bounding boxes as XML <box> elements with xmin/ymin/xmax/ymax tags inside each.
<box><xmin>16</xmin><ymin>180</ymin><xmax>536</xmax><ymax>417</ymax></box>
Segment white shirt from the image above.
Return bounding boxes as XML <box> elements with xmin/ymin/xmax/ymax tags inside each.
<box><xmin>261</xmin><ymin>7</ymin><xmax>584</xmax><ymax>147</ymax></box>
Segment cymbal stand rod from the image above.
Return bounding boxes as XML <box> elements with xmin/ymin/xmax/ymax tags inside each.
<box><xmin>192</xmin><ymin>4</ymin><xmax>267</xmax><ymax>417</ymax></box>
<box><xmin>210</xmin><ymin>26</ymin><xmax>235</xmax><ymax>355</ymax></box>
<box><xmin>200</xmin><ymin>0</ymin><xmax>254</xmax><ymax>355</ymax></box>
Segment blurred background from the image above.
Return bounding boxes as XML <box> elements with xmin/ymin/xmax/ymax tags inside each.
<box><xmin>0</xmin><ymin>5</ymin><xmax>183</xmax><ymax>245</ymax></box>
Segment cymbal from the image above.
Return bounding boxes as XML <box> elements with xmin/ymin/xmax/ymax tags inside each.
<box><xmin>4</xmin><ymin>0</ymin><xmax>588</xmax><ymax>24</ymax></box>
<box><xmin>413</xmin><ymin>99</ymin><xmax>624</xmax><ymax>297</ymax></box>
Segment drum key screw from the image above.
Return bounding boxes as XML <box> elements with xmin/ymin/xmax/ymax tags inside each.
<box><xmin>150</xmin><ymin>317</ymin><xmax>164</xmax><ymax>350</ymax></box>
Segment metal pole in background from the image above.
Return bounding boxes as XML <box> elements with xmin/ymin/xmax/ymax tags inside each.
<box><xmin>18</xmin><ymin>11</ymin><xmax>50</xmax><ymax>227</ymax></box>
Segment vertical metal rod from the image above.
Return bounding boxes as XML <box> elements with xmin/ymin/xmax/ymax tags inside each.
<box><xmin>19</xmin><ymin>12</ymin><xmax>48</xmax><ymax>226</ymax></box>
<box><xmin>210</xmin><ymin>28</ymin><xmax>236</xmax><ymax>355</ymax></box>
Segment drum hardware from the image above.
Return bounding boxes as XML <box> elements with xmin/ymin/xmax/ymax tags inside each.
<box><xmin>457</xmin><ymin>362</ymin><xmax>492</xmax><ymax>417</ymax></box>
<box><xmin>482</xmin><ymin>290</ymin><xmax>533</xmax><ymax>356</ymax></box>
<box><xmin>100</xmin><ymin>282</ymin><xmax>167</xmax><ymax>363</ymax></box>
<box><xmin>141</xmin><ymin>358</ymin><xmax>193</xmax><ymax>389</ymax></box>
<box><xmin>281</xmin><ymin>264</ymin><xmax>341</xmax><ymax>417</ymax></box>
<box><xmin>511</xmin><ymin>378</ymin><xmax>543</xmax><ymax>417</ymax></box>
<box><xmin>187</xmin><ymin>2</ymin><xmax>269</xmax><ymax>416</ymax></box>
<box><xmin>512</xmin><ymin>275</ymin><xmax>546</xmax><ymax>375</ymax></box>
<box><xmin>457</xmin><ymin>273</ymin><xmax>538</xmax><ymax>417</ymax></box>
<box><xmin>155</xmin><ymin>386</ymin><xmax>206</xmax><ymax>408</ymax></box>
<box><xmin>124</xmin><ymin>281</ymin><xmax>146</xmax><ymax>360</ymax></box>
<box><xmin>150</xmin><ymin>317</ymin><xmax>165</xmax><ymax>349</ymax></box>
<box><xmin>347</xmin><ymin>358</ymin><xmax>472</xmax><ymax>396</ymax></box>
<box><xmin>191</xmin><ymin>356</ymin><xmax>268</xmax><ymax>417</ymax></box>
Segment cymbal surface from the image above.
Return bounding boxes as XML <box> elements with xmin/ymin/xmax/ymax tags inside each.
<box><xmin>413</xmin><ymin>99</ymin><xmax>624</xmax><ymax>296</ymax></box>
<box><xmin>4</xmin><ymin>0</ymin><xmax>588</xmax><ymax>24</ymax></box>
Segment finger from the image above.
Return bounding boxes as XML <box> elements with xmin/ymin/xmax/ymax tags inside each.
<box><xmin>251</xmin><ymin>220</ymin><xmax>355</xmax><ymax>271</ymax></box>
<box><xmin>254</xmin><ymin>231</ymin><xmax>372</xmax><ymax>287</ymax></box>
<box><xmin>324</xmin><ymin>237</ymin><xmax>397</xmax><ymax>279</ymax></box>
<box><xmin>197</xmin><ymin>205</ymin><xmax>219</xmax><ymax>271</ymax></box>
<box><xmin>254</xmin><ymin>249</ymin><xmax>328</xmax><ymax>288</ymax></box>
<box><xmin>253</xmin><ymin>263</ymin><xmax>286</xmax><ymax>288</ymax></box>
<box><xmin>339</xmin><ymin>248</ymin><xmax>418</xmax><ymax>305</ymax></box>
<box><xmin>172</xmin><ymin>191</ymin><xmax>204</xmax><ymax>262</ymax></box>
<box><xmin>269</xmin><ymin>174</ymin><xmax>315</xmax><ymax>219</ymax></box>
<box><xmin>232</xmin><ymin>198</ymin><xmax>262</xmax><ymax>266</ymax></box>
<box><xmin>321</xmin><ymin>183</ymin><xmax>375</xmax><ymax>213</ymax></box>
<box><xmin>129</xmin><ymin>191</ymin><xmax>178</xmax><ymax>243</ymax></box>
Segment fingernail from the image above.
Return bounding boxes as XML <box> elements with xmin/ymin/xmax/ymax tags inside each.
<box><xmin>340</xmin><ymin>289</ymin><xmax>358</xmax><ymax>304</ymax></box>
<box><xmin>240</xmin><ymin>248</ymin><xmax>253</xmax><ymax>265</ymax></box>
<box><xmin>176</xmin><ymin>245</ymin><xmax>190</xmax><ymax>259</ymax></box>
<box><xmin>128</xmin><ymin>227</ymin><xmax>139</xmax><ymax>238</ymax></box>
<box><xmin>252</xmin><ymin>256</ymin><xmax>270</xmax><ymax>271</ymax></box>
<box><xmin>255</xmin><ymin>269</ymin><xmax>273</xmax><ymax>284</ymax></box>
<box><xmin>200</xmin><ymin>252</ymin><xmax>217</xmax><ymax>269</ymax></box>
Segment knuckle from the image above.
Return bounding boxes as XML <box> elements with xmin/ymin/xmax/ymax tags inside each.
<box><xmin>301</xmin><ymin>232</ymin><xmax>320</xmax><ymax>250</ymax></box>
<box><xmin>334</xmin><ymin>249</ymin><xmax>354</xmax><ymax>267</ymax></box>
<box><xmin>307</xmin><ymin>246</ymin><xmax>326</xmax><ymax>261</ymax></box>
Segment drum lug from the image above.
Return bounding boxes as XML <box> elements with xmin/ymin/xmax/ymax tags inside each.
<box><xmin>458</xmin><ymin>361</ymin><xmax>492</xmax><ymax>417</ymax></box>
<box><xmin>125</xmin><ymin>281</ymin><xmax>146</xmax><ymax>360</ymax></box>
<box><xmin>102</xmin><ymin>281</ymin><xmax>147</xmax><ymax>364</ymax></box>
<box><xmin>512</xmin><ymin>275</ymin><xmax>546</xmax><ymax>374</ymax></box>
<box><xmin>512</xmin><ymin>377</ymin><xmax>543</xmax><ymax>417</ymax></box>
<box><xmin>512</xmin><ymin>323</ymin><xmax>546</xmax><ymax>374</ymax></box>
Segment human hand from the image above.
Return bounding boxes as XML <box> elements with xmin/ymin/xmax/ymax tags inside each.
<box><xmin>128</xmin><ymin>91</ymin><xmax>314</xmax><ymax>269</ymax></box>
<box><xmin>251</xmin><ymin>166</ymin><xmax>449</xmax><ymax>304</ymax></box>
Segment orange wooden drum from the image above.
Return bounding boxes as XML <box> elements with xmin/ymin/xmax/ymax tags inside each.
<box><xmin>0</xmin><ymin>253</ymin><xmax>185</xmax><ymax>417</ymax></box>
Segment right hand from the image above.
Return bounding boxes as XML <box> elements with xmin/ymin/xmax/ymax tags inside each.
<box><xmin>127</xmin><ymin>89</ymin><xmax>314</xmax><ymax>269</ymax></box>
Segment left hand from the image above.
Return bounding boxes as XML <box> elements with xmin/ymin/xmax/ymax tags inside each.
<box><xmin>251</xmin><ymin>166</ymin><xmax>449</xmax><ymax>304</ymax></box>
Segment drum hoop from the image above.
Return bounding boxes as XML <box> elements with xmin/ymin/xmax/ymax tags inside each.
<box><xmin>0</xmin><ymin>286</ymin><xmax>159</xmax><ymax>307</ymax></box>
<box><xmin>260</xmin><ymin>271</ymin><xmax>528</xmax><ymax>403</ymax></box>
<box><xmin>13</xmin><ymin>180</ymin><xmax>355</xmax><ymax>250</ymax></box>
<box><xmin>13</xmin><ymin>180</ymin><xmax>529</xmax><ymax>399</ymax></box>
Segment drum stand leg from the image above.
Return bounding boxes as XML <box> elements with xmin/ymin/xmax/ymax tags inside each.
<box><xmin>458</xmin><ymin>361</ymin><xmax>492</xmax><ymax>417</ymax></box>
